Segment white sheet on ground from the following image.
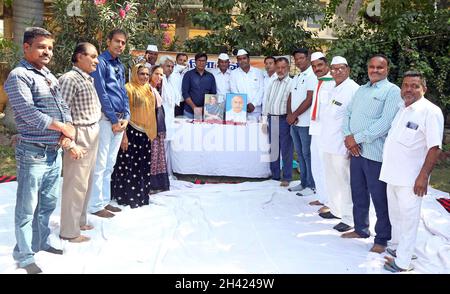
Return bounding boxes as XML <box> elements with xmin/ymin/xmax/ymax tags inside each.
<box><xmin>0</xmin><ymin>180</ymin><xmax>448</xmax><ymax>274</ymax></box>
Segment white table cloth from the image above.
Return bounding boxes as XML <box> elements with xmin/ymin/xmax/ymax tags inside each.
<box><xmin>170</xmin><ymin>119</ymin><xmax>271</xmax><ymax>177</ymax></box>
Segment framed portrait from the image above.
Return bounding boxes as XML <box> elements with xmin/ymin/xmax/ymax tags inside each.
<box><xmin>225</xmin><ymin>93</ymin><xmax>247</xmax><ymax>123</ymax></box>
<box><xmin>203</xmin><ymin>94</ymin><xmax>225</xmax><ymax>122</ymax></box>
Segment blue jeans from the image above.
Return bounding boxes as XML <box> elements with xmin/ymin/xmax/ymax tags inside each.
<box><xmin>88</xmin><ymin>118</ymin><xmax>124</xmax><ymax>213</ymax></box>
<box><xmin>13</xmin><ymin>141</ymin><xmax>62</xmax><ymax>267</ymax></box>
<box><xmin>290</xmin><ymin>125</ymin><xmax>315</xmax><ymax>189</ymax></box>
<box><xmin>350</xmin><ymin>156</ymin><xmax>391</xmax><ymax>246</ymax></box>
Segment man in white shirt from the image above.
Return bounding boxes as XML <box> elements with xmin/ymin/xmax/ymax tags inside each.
<box><xmin>262</xmin><ymin>57</ymin><xmax>293</xmax><ymax>186</ymax></box>
<box><xmin>380</xmin><ymin>71</ymin><xmax>444</xmax><ymax>272</ymax></box>
<box><xmin>213</xmin><ymin>53</ymin><xmax>231</xmax><ymax>96</ymax></box>
<box><xmin>230</xmin><ymin>49</ymin><xmax>264</xmax><ymax>121</ymax></box>
<box><xmin>321</xmin><ymin>56</ymin><xmax>359</xmax><ymax>230</ymax></box>
<box><xmin>144</xmin><ymin>44</ymin><xmax>158</xmax><ymax>68</ymax></box>
<box><xmin>287</xmin><ymin>48</ymin><xmax>316</xmax><ymax>194</ymax></box>
<box><xmin>160</xmin><ymin>55</ymin><xmax>183</xmax><ymax>178</ymax></box>
<box><xmin>263</xmin><ymin>56</ymin><xmax>278</xmax><ymax>99</ymax></box>
<box><xmin>174</xmin><ymin>52</ymin><xmax>189</xmax><ymax>117</ymax></box>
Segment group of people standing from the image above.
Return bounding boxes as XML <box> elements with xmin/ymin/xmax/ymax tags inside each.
<box><xmin>3</xmin><ymin>26</ymin><xmax>445</xmax><ymax>274</ymax></box>
<box><xmin>262</xmin><ymin>49</ymin><xmax>444</xmax><ymax>273</ymax></box>
<box><xmin>4</xmin><ymin>27</ymin><xmax>170</xmax><ymax>274</ymax></box>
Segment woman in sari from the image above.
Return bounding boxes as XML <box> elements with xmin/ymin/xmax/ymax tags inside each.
<box><xmin>148</xmin><ymin>65</ymin><xmax>170</xmax><ymax>193</ymax></box>
<box><xmin>111</xmin><ymin>63</ymin><xmax>162</xmax><ymax>208</ymax></box>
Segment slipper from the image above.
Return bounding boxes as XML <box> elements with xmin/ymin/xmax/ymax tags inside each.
<box><xmin>384</xmin><ymin>259</ymin><xmax>414</xmax><ymax>273</ymax></box>
<box><xmin>386</xmin><ymin>248</ymin><xmax>417</xmax><ymax>260</ymax></box>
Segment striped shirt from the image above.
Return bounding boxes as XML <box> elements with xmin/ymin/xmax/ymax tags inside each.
<box><xmin>342</xmin><ymin>78</ymin><xmax>402</xmax><ymax>162</ymax></box>
<box><xmin>4</xmin><ymin>59</ymin><xmax>72</xmax><ymax>145</ymax></box>
<box><xmin>59</xmin><ymin>66</ymin><xmax>102</xmax><ymax>126</ymax></box>
<box><xmin>263</xmin><ymin>75</ymin><xmax>292</xmax><ymax>115</ymax></box>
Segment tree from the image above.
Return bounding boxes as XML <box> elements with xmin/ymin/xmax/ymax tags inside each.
<box><xmin>324</xmin><ymin>0</ymin><xmax>450</xmax><ymax>119</ymax></box>
<box><xmin>184</xmin><ymin>0</ymin><xmax>323</xmax><ymax>56</ymax></box>
<box><xmin>46</xmin><ymin>0</ymin><xmax>183</xmax><ymax>76</ymax></box>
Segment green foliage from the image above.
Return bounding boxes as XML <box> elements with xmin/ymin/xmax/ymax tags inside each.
<box><xmin>184</xmin><ymin>0</ymin><xmax>323</xmax><ymax>56</ymax></box>
<box><xmin>45</xmin><ymin>0</ymin><xmax>182</xmax><ymax>76</ymax></box>
<box><xmin>0</xmin><ymin>37</ymin><xmax>21</xmax><ymax>67</ymax></box>
<box><xmin>325</xmin><ymin>0</ymin><xmax>450</xmax><ymax>116</ymax></box>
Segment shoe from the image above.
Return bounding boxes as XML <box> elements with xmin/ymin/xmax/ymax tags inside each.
<box><xmin>60</xmin><ymin>235</ymin><xmax>90</xmax><ymax>243</ymax></box>
<box><xmin>80</xmin><ymin>224</ymin><xmax>94</xmax><ymax>231</ymax></box>
<box><xmin>319</xmin><ymin>211</ymin><xmax>341</xmax><ymax>219</ymax></box>
<box><xmin>386</xmin><ymin>248</ymin><xmax>418</xmax><ymax>260</ymax></box>
<box><xmin>91</xmin><ymin>209</ymin><xmax>115</xmax><ymax>218</ymax></box>
<box><xmin>105</xmin><ymin>204</ymin><xmax>122</xmax><ymax>212</ymax></box>
<box><xmin>296</xmin><ymin>187</ymin><xmax>316</xmax><ymax>196</ymax></box>
<box><xmin>22</xmin><ymin>263</ymin><xmax>42</xmax><ymax>274</ymax></box>
<box><xmin>333</xmin><ymin>222</ymin><xmax>353</xmax><ymax>232</ymax></box>
<box><xmin>384</xmin><ymin>256</ymin><xmax>414</xmax><ymax>273</ymax></box>
<box><xmin>288</xmin><ymin>183</ymin><xmax>304</xmax><ymax>192</ymax></box>
<box><xmin>280</xmin><ymin>181</ymin><xmax>290</xmax><ymax>187</ymax></box>
<box><xmin>43</xmin><ymin>246</ymin><xmax>63</xmax><ymax>255</ymax></box>
<box><xmin>369</xmin><ymin>243</ymin><xmax>386</xmax><ymax>254</ymax></box>
<box><xmin>341</xmin><ymin>231</ymin><xmax>368</xmax><ymax>239</ymax></box>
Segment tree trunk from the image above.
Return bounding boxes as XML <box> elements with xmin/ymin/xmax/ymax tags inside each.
<box><xmin>13</xmin><ymin>0</ymin><xmax>44</xmax><ymax>45</ymax></box>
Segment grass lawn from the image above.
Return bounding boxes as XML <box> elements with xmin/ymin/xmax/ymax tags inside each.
<box><xmin>0</xmin><ymin>144</ymin><xmax>448</xmax><ymax>193</ymax></box>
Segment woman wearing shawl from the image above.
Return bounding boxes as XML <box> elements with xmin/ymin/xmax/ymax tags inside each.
<box><xmin>148</xmin><ymin>65</ymin><xmax>170</xmax><ymax>193</ymax></box>
<box><xmin>111</xmin><ymin>63</ymin><xmax>167</xmax><ymax>208</ymax></box>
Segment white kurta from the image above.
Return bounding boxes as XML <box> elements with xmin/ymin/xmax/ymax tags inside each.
<box><xmin>161</xmin><ymin>73</ymin><xmax>183</xmax><ymax>140</ymax></box>
<box><xmin>213</xmin><ymin>68</ymin><xmax>231</xmax><ymax>96</ymax></box>
<box><xmin>320</xmin><ymin>78</ymin><xmax>359</xmax><ymax>222</ymax></box>
<box><xmin>230</xmin><ymin>66</ymin><xmax>264</xmax><ymax>120</ymax></box>
<box><xmin>309</xmin><ymin>74</ymin><xmax>334</xmax><ymax>204</ymax></box>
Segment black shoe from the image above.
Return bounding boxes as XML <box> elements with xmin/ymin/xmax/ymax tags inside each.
<box><xmin>43</xmin><ymin>246</ymin><xmax>63</xmax><ymax>255</ymax></box>
<box><xmin>333</xmin><ymin>222</ymin><xmax>353</xmax><ymax>232</ymax></box>
<box><xmin>319</xmin><ymin>211</ymin><xmax>341</xmax><ymax>219</ymax></box>
<box><xmin>23</xmin><ymin>263</ymin><xmax>42</xmax><ymax>274</ymax></box>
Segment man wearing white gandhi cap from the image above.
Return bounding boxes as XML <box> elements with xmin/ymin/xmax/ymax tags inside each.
<box><xmin>230</xmin><ymin>49</ymin><xmax>264</xmax><ymax>120</ymax></box>
<box><xmin>214</xmin><ymin>53</ymin><xmax>232</xmax><ymax>96</ymax></box>
<box><xmin>320</xmin><ymin>56</ymin><xmax>360</xmax><ymax>232</ymax></box>
<box><xmin>145</xmin><ymin>44</ymin><xmax>159</xmax><ymax>67</ymax></box>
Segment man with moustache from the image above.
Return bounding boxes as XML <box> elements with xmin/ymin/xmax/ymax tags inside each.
<box><xmin>230</xmin><ymin>49</ymin><xmax>264</xmax><ymax>120</ymax></box>
<box><xmin>262</xmin><ymin>57</ymin><xmax>293</xmax><ymax>187</ymax></box>
<box><xmin>213</xmin><ymin>53</ymin><xmax>232</xmax><ymax>96</ymax></box>
<box><xmin>320</xmin><ymin>56</ymin><xmax>359</xmax><ymax>231</ymax></box>
<box><xmin>287</xmin><ymin>48</ymin><xmax>316</xmax><ymax>194</ymax></box>
<box><xmin>59</xmin><ymin>42</ymin><xmax>102</xmax><ymax>243</ymax></box>
<box><xmin>4</xmin><ymin>27</ymin><xmax>74</xmax><ymax>274</ymax></box>
<box><xmin>88</xmin><ymin>29</ymin><xmax>130</xmax><ymax>218</ymax></box>
<box><xmin>341</xmin><ymin>54</ymin><xmax>402</xmax><ymax>254</ymax></box>
<box><xmin>296</xmin><ymin>52</ymin><xmax>334</xmax><ymax>213</ymax></box>
<box><xmin>144</xmin><ymin>44</ymin><xmax>159</xmax><ymax>68</ymax></box>
<box><xmin>380</xmin><ymin>71</ymin><xmax>443</xmax><ymax>272</ymax></box>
